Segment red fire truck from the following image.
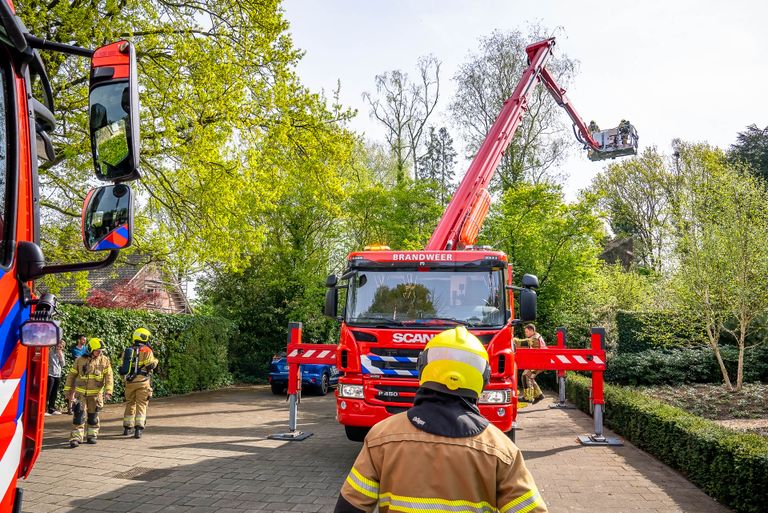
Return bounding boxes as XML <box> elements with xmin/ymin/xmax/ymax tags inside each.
<box><xmin>323</xmin><ymin>38</ymin><xmax>638</xmax><ymax>442</ymax></box>
<box><xmin>0</xmin><ymin>2</ymin><xmax>141</xmax><ymax>510</ymax></box>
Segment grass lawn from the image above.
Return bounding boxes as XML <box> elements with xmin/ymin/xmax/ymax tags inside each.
<box><xmin>639</xmin><ymin>383</ymin><xmax>768</xmax><ymax>436</ymax></box>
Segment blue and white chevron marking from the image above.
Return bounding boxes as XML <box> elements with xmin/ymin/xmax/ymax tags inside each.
<box><xmin>361</xmin><ymin>354</ymin><xmax>419</xmax><ymax>376</ymax></box>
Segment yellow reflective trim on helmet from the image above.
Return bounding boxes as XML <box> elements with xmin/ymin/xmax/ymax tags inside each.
<box><xmin>425</xmin><ymin>326</ymin><xmax>488</xmax><ymax>360</ymax></box>
<box><xmin>425</xmin><ymin>346</ymin><xmax>488</xmax><ymax>374</ymax></box>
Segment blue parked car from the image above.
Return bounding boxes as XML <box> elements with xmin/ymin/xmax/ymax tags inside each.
<box><xmin>268</xmin><ymin>351</ymin><xmax>340</xmax><ymax>396</ymax></box>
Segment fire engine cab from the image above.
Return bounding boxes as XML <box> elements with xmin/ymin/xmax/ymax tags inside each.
<box><xmin>0</xmin><ymin>2</ymin><xmax>141</xmax><ymax>509</ymax></box>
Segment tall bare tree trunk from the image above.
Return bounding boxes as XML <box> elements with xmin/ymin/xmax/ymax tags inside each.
<box><xmin>707</xmin><ymin>325</ymin><xmax>733</xmax><ymax>391</ymax></box>
<box><xmin>736</xmin><ymin>332</ymin><xmax>745</xmax><ymax>392</ymax></box>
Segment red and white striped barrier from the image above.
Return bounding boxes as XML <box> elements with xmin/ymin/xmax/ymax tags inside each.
<box><xmin>269</xmin><ymin>323</ymin><xmax>337</xmax><ymax>442</ymax></box>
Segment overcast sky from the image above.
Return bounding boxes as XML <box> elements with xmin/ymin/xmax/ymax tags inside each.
<box><xmin>282</xmin><ymin>0</ymin><xmax>768</xmax><ymax>199</ymax></box>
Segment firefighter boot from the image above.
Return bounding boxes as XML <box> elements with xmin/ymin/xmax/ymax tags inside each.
<box><xmin>69</xmin><ymin>440</ymin><xmax>79</xmax><ymax>448</ymax></box>
<box><xmin>122</xmin><ymin>427</ymin><xmax>130</xmax><ymax>436</ymax></box>
<box><xmin>134</xmin><ymin>427</ymin><xmax>142</xmax><ymax>439</ymax></box>
<box><xmin>86</xmin><ymin>437</ymin><xmax>97</xmax><ymax>444</ymax></box>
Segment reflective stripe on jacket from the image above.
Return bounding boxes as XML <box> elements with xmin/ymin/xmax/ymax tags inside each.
<box><xmin>63</xmin><ymin>354</ymin><xmax>114</xmax><ymax>396</ymax></box>
<box><xmin>339</xmin><ymin>413</ymin><xmax>547</xmax><ymax>513</ymax></box>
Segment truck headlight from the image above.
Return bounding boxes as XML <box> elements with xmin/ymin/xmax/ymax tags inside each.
<box><xmin>339</xmin><ymin>384</ymin><xmax>364</xmax><ymax>399</ymax></box>
<box><xmin>479</xmin><ymin>389</ymin><xmax>511</xmax><ymax>404</ymax></box>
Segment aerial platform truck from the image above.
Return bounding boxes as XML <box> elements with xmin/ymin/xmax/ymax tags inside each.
<box><xmin>277</xmin><ymin>38</ymin><xmax>637</xmax><ymax>444</ymax></box>
<box><xmin>0</xmin><ymin>2</ymin><xmax>142</xmax><ymax>510</ymax></box>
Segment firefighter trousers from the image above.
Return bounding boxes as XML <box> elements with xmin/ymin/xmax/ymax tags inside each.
<box><xmin>522</xmin><ymin>370</ymin><xmax>543</xmax><ymax>401</ymax></box>
<box><xmin>123</xmin><ymin>381</ymin><xmax>151</xmax><ymax>429</ymax></box>
<box><xmin>70</xmin><ymin>396</ymin><xmax>103</xmax><ymax>442</ymax></box>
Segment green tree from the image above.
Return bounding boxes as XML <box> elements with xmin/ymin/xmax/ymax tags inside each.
<box><xmin>363</xmin><ymin>55</ymin><xmax>441</xmax><ymax>182</ymax></box>
<box><xmin>729</xmin><ymin>124</ymin><xmax>768</xmax><ymax>181</ymax></box>
<box><xmin>671</xmin><ymin>143</ymin><xmax>768</xmax><ymax>391</ymax></box>
<box><xmin>450</xmin><ymin>27</ymin><xmax>577</xmax><ymax>189</ymax></box>
<box><xmin>18</xmin><ymin>0</ymin><xmax>355</xmax><ymax>286</ymax></box>
<box><xmin>592</xmin><ymin>147</ymin><xmax>674</xmax><ymax>271</ymax></box>
<box><xmin>417</xmin><ymin>126</ymin><xmax>457</xmax><ymax>206</ymax></box>
<box><xmin>338</xmin><ymin>139</ymin><xmax>447</xmax><ymax>255</ymax></box>
<box><xmin>480</xmin><ymin>183</ymin><xmax>604</xmax><ymax>335</ymax></box>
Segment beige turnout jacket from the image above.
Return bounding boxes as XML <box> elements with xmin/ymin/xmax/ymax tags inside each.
<box><xmin>340</xmin><ymin>413</ymin><xmax>548</xmax><ymax>513</ymax></box>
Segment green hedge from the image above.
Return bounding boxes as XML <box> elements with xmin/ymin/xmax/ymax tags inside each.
<box><xmin>616</xmin><ymin>310</ymin><xmax>707</xmax><ymax>353</ymax></box>
<box><xmin>566</xmin><ymin>373</ymin><xmax>768</xmax><ymax>513</ymax></box>
<box><xmin>605</xmin><ymin>345</ymin><xmax>768</xmax><ymax>386</ymax></box>
<box><xmin>59</xmin><ymin>305</ymin><xmax>234</xmax><ymax>401</ymax></box>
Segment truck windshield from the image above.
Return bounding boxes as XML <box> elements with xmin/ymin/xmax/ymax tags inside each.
<box><xmin>346</xmin><ymin>269</ymin><xmax>505</xmax><ymax>327</ymax></box>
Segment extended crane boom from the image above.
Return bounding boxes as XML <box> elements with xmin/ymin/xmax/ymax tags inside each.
<box><xmin>426</xmin><ymin>38</ymin><xmax>638</xmax><ymax>251</ymax></box>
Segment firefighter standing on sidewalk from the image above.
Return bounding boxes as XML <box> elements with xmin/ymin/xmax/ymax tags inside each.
<box><xmin>335</xmin><ymin>326</ymin><xmax>548</xmax><ymax>513</ymax></box>
<box><xmin>64</xmin><ymin>338</ymin><xmax>113</xmax><ymax>448</ymax></box>
<box><xmin>119</xmin><ymin>328</ymin><xmax>159</xmax><ymax>439</ymax></box>
<box><xmin>514</xmin><ymin>323</ymin><xmax>547</xmax><ymax>404</ymax></box>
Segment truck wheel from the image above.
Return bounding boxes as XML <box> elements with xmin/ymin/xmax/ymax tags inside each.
<box><xmin>317</xmin><ymin>373</ymin><xmax>330</xmax><ymax>396</ymax></box>
<box><xmin>506</xmin><ymin>428</ymin><xmax>516</xmax><ymax>444</ymax></box>
<box><xmin>271</xmin><ymin>383</ymin><xmax>285</xmax><ymax>395</ymax></box>
<box><xmin>344</xmin><ymin>426</ymin><xmax>370</xmax><ymax>442</ymax></box>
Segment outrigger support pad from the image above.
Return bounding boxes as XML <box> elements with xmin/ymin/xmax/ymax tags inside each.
<box><xmin>577</xmin><ymin>404</ymin><xmax>623</xmax><ymax>446</ymax></box>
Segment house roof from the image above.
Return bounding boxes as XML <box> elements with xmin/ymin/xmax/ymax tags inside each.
<box><xmin>39</xmin><ymin>253</ymin><xmax>175</xmax><ymax>306</ymax></box>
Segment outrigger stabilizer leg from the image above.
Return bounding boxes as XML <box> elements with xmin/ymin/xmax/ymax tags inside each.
<box><xmin>548</xmin><ymin>327</ymin><xmax>575</xmax><ymax>410</ymax></box>
<box><xmin>577</xmin><ymin>328</ymin><xmax>622</xmax><ymax>446</ymax></box>
<box><xmin>268</xmin><ymin>322</ymin><xmax>313</xmax><ymax>441</ymax></box>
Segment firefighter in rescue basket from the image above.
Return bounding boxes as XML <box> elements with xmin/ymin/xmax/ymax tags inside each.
<box><xmin>64</xmin><ymin>338</ymin><xmax>114</xmax><ymax>447</ymax></box>
<box><xmin>335</xmin><ymin>327</ymin><xmax>547</xmax><ymax>513</ymax></box>
<box><xmin>119</xmin><ymin>328</ymin><xmax>159</xmax><ymax>438</ymax></box>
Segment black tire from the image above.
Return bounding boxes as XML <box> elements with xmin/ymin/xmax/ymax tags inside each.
<box><xmin>506</xmin><ymin>428</ymin><xmax>516</xmax><ymax>444</ymax></box>
<box><xmin>271</xmin><ymin>383</ymin><xmax>285</xmax><ymax>395</ymax></box>
<box><xmin>317</xmin><ymin>373</ymin><xmax>330</xmax><ymax>396</ymax></box>
<box><xmin>344</xmin><ymin>426</ymin><xmax>370</xmax><ymax>442</ymax></box>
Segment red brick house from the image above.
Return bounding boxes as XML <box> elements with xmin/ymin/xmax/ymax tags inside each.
<box><xmin>53</xmin><ymin>254</ymin><xmax>191</xmax><ymax>314</ymax></box>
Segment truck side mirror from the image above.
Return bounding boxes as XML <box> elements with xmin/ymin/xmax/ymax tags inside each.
<box><xmin>519</xmin><ymin>288</ymin><xmax>537</xmax><ymax>322</ymax></box>
<box><xmin>324</xmin><ymin>288</ymin><xmax>338</xmax><ymax>318</ymax></box>
<box><xmin>82</xmin><ymin>184</ymin><xmax>134</xmax><ymax>251</ymax></box>
<box><xmin>521</xmin><ymin>274</ymin><xmax>539</xmax><ymax>289</ymax></box>
<box><xmin>89</xmin><ymin>41</ymin><xmax>140</xmax><ymax>182</ymax></box>
<box><xmin>324</xmin><ymin>274</ymin><xmax>339</xmax><ymax>318</ymax></box>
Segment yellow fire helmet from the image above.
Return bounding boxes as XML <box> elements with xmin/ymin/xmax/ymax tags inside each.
<box><xmin>417</xmin><ymin>326</ymin><xmax>490</xmax><ymax>399</ymax></box>
<box><xmin>87</xmin><ymin>338</ymin><xmax>103</xmax><ymax>353</ymax></box>
<box><xmin>133</xmin><ymin>327</ymin><xmax>151</xmax><ymax>344</ymax></box>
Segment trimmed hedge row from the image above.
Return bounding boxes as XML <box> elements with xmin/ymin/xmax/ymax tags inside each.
<box><xmin>566</xmin><ymin>373</ymin><xmax>768</xmax><ymax>513</ymax></box>
<box><xmin>616</xmin><ymin>310</ymin><xmax>706</xmax><ymax>353</ymax></box>
<box><xmin>58</xmin><ymin>305</ymin><xmax>234</xmax><ymax>401</ymax></box>
<box><xmin>605</xmin><ymin>345</ymin><xmax>768</xmax><ymax>386</ymax></box>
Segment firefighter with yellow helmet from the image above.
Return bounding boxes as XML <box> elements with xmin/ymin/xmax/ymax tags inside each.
<box><xmin>119</xmin><ymin>327</ymin><xmax>159</xmax><ymax>438</ymax></box>
<box><xmin>335</xmin><ymin>326</ymin><xmax>548</xmax><ymax>513</ymax></box>
<box><xmin>64</xmin><ymin>337</ymin><xmax>113</xmax><ymax>448</ymax></box>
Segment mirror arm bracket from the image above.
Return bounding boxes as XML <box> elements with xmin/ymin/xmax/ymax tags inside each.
<box><xmin>23</xmin><ymin>34</ymin><xmax>94</xmax><ymax>58</ymax></box>
<box><xmin>40</xmin><ymin>250</ymin><xmax>119</xmax><ymax>277</ymax></box>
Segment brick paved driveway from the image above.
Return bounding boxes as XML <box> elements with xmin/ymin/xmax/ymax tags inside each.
<box><xmin>19</xmin><ymin>386</ymin><xmax>731</xmax><ymax>513</ymax></box>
